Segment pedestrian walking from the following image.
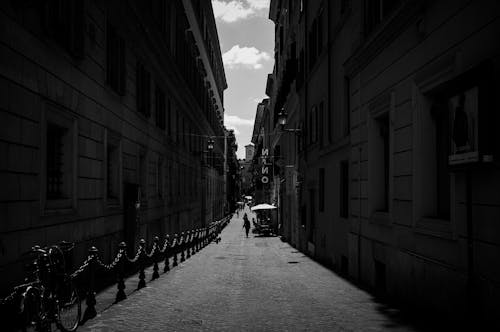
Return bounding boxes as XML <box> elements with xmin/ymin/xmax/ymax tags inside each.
<box><xmin>243</xmin><ymin>213</ymin><xmax>251</xmax><ymax>238</ymax></box>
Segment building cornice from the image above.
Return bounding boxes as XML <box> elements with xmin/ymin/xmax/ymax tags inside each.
<box><xmin>183</xmin><ymin>0</ymin><xmax>226</xmax><ymax>121</ymax></box>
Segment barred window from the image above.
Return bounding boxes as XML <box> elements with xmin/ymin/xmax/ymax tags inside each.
<box><xmin>47</xmin><ymin>124</ymin><xmax>68</xmax><ymax>199</ymax></box>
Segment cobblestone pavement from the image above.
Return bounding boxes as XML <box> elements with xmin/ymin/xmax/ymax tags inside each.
<box><xmin>80</xmin><ymin>207</ymin><xmax>423</xmax><ymax>332</ymax></box>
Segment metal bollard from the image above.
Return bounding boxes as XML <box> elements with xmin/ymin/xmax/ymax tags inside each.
<box><xmin>82</xmin><ymin>246</ymin><xmax>98</xmax><ymax>322</ymax></box>
<box><xmin>192</xmin><ymin>229</ymin><xmax>198</xmax><ymax>255</ymax></box>
<box><xmin>180</xmin><ymin>232</ymin><xmax>186</xmax><ymax>262</ymax></box>
<box><xmin>115</xmin><ymin>242</ymin><xmax>127</xmax><ymax>303</ymax></box>
<box><xmin>172</xmin><ymin>234</ymin><xmax>178</xmax><ymax>267</ymax></box>
<box><xmin>186</xmin><ymin>230</ymin><xmax>192</xmax><ymax>259</ymax></box>
<box><xmin>152</xmin><ymin>236</ymin><xmax>160</xmax><ymax>280</ymax></box>
<box><xmin>137</xmin><ymin>239</ymin><xmax>146</xmax><ymax>289</ymax></box>
<box><xmin>163</xmin><ymin>235</ymin><xmax>170</xmax><ymax>273</ymax></box>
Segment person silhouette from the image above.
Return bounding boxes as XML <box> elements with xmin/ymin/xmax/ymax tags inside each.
<box><xmin>243</xmin><ymin>213</ymin><xmax>250</xmax><ymax>238</ymax></box>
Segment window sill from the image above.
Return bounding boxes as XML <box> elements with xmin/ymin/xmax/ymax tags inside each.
<box><xmin>370</xmin><ymin>211</ymin><xmax>392</xmax><ymax>226</ymax></box>
<box><xmin>414</xmin><ymin>217</ymin><xmax>454</xmax><ymax>240</ymax></box>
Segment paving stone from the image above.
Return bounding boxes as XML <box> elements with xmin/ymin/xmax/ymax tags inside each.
<box><xmin>79</xmin><ymin>207</ymin><xmax>421</xmax><ymax>332</ymax></box>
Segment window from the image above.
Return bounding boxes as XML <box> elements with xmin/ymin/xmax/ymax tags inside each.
<box><xmin>46</xmin><ymin>124</ymin><xmax>68</xmax><ymax>199</ymax></box>
<box><xmin>344</xmin><ymin>76</ymin><xmax>351</xmax><ymax>136</ymax></box>
<box><xmin>155</xmin><ymin>85</ymin><xmax>166</xmax><ymax>129</ymax></box>
<box><xmin>137</xmin><ymin>62</ymin><xmax>151</xmax><ymax>117</ymax></box>
<box><xmin>319</xmin><ymin>168</ymin><xmax>325</xmax><ymax>212</ymax></box>
<box><xmin>340</xmin><ymin>160</ymin><xmax>349</xmax><ymax>218</ymax></box>
<box><xmin>419</xmin><ymin>97</ymin><xmax>451</xmax><ymax>220</ymax></box>
<box><xmin>43</xmin><ymin>103</ymin><xmax>76</xmax><ymax>212</ymax></box>
<box><xmin>308</xmin><ymin>12</ymin><xmax>324</xmax><ymax>70</ymax></box>
<box><xmin>45</xmin><ymin>0</ymin><xmax>85</xmax><ymax>58</ymax></box>
<box><xmin>435</xmin><ymin>100</ymin><xmax>451</xmax><ymax>219</ymax></box>
<box><xmin>106</xmin><ymin>21</ymin><xmax>126</xmax><ymax>94</ymax></box>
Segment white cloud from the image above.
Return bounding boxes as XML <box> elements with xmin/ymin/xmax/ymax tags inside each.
<box><xmin>223</xmin><ymin>45</ymin><xmax>271</xmax><ymax>69</ymax></box>
<box><xmin>212</xmin><ymin>0</ymin><xmax>269</xmax><ymax>23</ymax></box>
<box><xmin>225</xmin><ymin>114</ymin><xmax>254</xmax><ymax>126</ymax></box>
<box><xmin>247</xmin><ymin>0</ymin><xmax>269</xmax><ymax>10</ymax></box>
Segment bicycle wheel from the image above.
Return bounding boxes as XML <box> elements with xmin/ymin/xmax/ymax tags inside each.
<box><xmin>56</xmin><ymin>280</ymin><xmax>81</xmax><ymax>332</ymax></box>
<box><xmin>20</xmin><ymin>286</ymin><xmax>42</xmax><ymax>332</ymax></box>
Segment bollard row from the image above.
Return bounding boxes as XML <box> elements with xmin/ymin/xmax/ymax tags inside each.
<box><xmin>0</xmin><ymin>215</ymin><xmax>232</xmax><ymax>329</ymax></box>
<box><xmin>71</xmin><ymin>215</ymin><xmax>232</xmax><ymax>322</ymax></box>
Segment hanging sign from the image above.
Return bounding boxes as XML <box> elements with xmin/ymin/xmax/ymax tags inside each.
<box><xmin>261</xmin><ymin>148</ymin><xmax>272</xmax><ymax>184</ymax></box>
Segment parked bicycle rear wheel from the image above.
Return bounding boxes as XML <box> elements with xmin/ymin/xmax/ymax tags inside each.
<box><xmin>56</xmin><ymin>280</ymin><xmax>81</xmax><ymax>332</ymax></box>
<box><xmin>20</xmin><ymin>286</ymin><xmax>42</xmax><ymax>332</ymax></box>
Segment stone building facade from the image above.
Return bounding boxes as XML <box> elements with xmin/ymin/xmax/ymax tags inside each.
<box><xmin>266</xmin><ymin>0</ymin><xmax>500</xmax><ymax>323</ymax></box>
<box><xmin>0</xmin><ymin>0</ymin><xmax>227</xmax><ymax>294</ymax></box>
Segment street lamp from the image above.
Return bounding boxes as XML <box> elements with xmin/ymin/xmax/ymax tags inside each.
<box><xmin>278</xmin><ymin>108</ymin><xmax>301</xmax><ymax>134</ymax></box>
<box><xmin>207</xmin><ymin>138</ymin><xmax>215</xmax><ymax>151</ymax></box>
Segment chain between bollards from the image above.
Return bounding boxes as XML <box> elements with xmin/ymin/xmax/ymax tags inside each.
<box><xmin>2</xmin><ymin>215</ymin><xmax>232</xmax><ymax>330</ymax></box>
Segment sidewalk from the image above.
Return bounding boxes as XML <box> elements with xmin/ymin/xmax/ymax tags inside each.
<box><xmin>79</xmin><ymin>205</ymin><xmax>422</xmax><ymax>331</ymax></box>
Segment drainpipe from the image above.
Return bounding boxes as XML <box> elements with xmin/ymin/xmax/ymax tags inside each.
<box><xmin>358</xmin><ymin>145</ymin><xmax>362</xmax><ymax>282</ymax></box>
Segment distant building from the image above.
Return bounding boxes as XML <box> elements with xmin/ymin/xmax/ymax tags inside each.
<box><xmin>266</xmin><ymin>0</ymin><xmax>500</xmax><ymax>325</ymax></box>
<box><xmin>0</xmin><ymin>0</ymin><xmax>227</xmax><ymax>294</ymax></box>
<box><xmin>245</xmin><ymin>144</ymin><xmax>255</xmax><ymax>161</ymax></box>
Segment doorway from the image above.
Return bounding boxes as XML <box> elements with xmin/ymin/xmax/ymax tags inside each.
<box><xmin>123</xmin><ymin>183</ymin><xmax>139</xmax><ymax>255</ymax></box>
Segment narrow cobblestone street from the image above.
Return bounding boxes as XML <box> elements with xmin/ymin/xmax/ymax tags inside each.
<box><xmin>80</xmin><ymin>207</ymin><xmax>423</xmax><ymax>332</ymax></box>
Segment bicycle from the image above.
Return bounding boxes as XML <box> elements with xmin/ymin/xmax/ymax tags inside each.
<box><xmin>19</xmin><ymin>241</ymin><xmax>81</xmax><ymax>332</ymax></box>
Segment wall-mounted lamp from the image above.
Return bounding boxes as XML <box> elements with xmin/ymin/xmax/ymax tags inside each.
<box><xmin>207</xmin><ymin>138</ymin><xmax>215</xmax><ymax>151</ymax></box>
<box><xmin>278</xmin><ymin>108</ymin><xmax>301</xmax><ymax>135</ymax></box>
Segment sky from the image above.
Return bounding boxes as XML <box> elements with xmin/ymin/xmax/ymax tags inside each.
<box><xmin>212</xmin><ymin>0</ymin><xmax>275</xmax><ymax>159</ymax></box>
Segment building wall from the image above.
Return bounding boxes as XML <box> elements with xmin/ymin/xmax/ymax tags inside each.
<box><xmin>346</xmin><ymin>0</ymin><xmax>500</xmax><ymax>320</ymax></box>
<box><xmin>0</xmin><ymin>0</ymin><xmax>226</xmax><ymax>294</ymax></box>
<box><xmin>267</xmin><ymin>0</ymin><xmax>500</xmax><ymax>322</ymax></box>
